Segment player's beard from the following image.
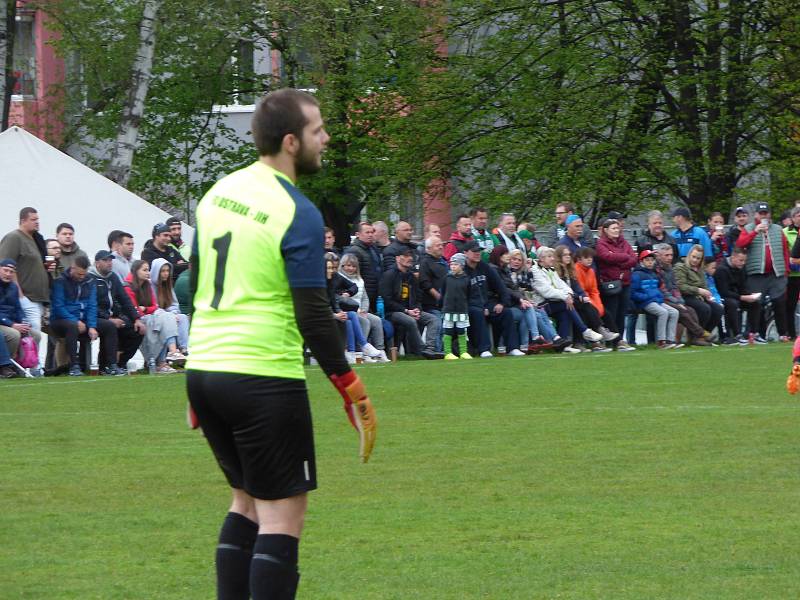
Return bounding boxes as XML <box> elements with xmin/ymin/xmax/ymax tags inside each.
<box><xmin>295</xmin><ymin>138</ymin><xmax>323</xmax><ymax>176</ymax></box>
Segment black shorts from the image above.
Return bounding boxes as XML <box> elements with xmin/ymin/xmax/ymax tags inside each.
<box><xmin>186</xmin><ymin>370</ymin><xmax>317</xmax><ymax>500</ymax></box>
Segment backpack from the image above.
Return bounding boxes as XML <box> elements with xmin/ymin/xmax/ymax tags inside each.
<box><xmin>16</xmin><ymin>335</ymin><xmax>39</xmax><ymax>368</ymax></box>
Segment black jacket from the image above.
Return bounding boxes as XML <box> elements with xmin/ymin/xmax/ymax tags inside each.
<box><xmin>418</xmin><ymin>252</ymin><xmax>448</xmax><ymax>311</ymax></box>
<box><xmin>635</xmin><ymin>230</ymin><xmax>678</xmax><ymax>262</ymax></box>
<box><xmin>378</xmin><ymin>267</ymin><xmax>419</xmax><ymax>314</ymax></box>
<box><xmin>141</xmin><ymin>240</ymin><xmax>188</xmax><ymax>279</ymax></box>
<box><xmin>344</xmin><ymin>240</ymin><xmax>383</xmax><ymax>309</ymax></box>
<box><xmin>464</xmin><ymin>260</ymin><xmax>510</xmax><ymax>310</ymax></box>
<box><xmin>89</xmin><ymin>270</ymin><xmax>140</xmax><ymax>323</ymax></box>
<box><xmin>381</xmin><ymin>238</ymin><xmax>419</xmax><ymax>271</ymax></box>
<box><xmin>715</xmin><ymin>258</ymin><xmax>749</xmax><ymax>302</ymax></box>
<box><xmin>441</xmin><ymin>272</ymin><xmax>469</xmax><ymax>314</ymax></box>
<box><xmin>490</xmin><ymin>264</ymin><xmax>524</xmax><ymax>307</ymax></box>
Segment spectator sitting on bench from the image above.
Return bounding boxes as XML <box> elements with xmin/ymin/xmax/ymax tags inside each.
<box><xmin>630</xmin><ymin>250</ymin><xmax>681</xmax><ymax>349</ymax></box>
<box><xmin>49</xmin><ymin>255</ymin><xmax>97</xmax><ymax>376</ymax></box>
<box><xmin>124</xmin><ymin>260</ymin><xmax>186</xmax><ymax>373</ymax></box>
<box><xmin>714</xmin><ymin>246</ymin><xmax>766</xmax><ymax>344</ymax></box>
<box><xmin>150</xmin><ymin>258</ymin><xmax>190</xmax><ymax>355</ymax></box>
<box><xmin>89</xmin><ymin>250</ymin><xmax>146</xmax><ymax>375</ymax></box>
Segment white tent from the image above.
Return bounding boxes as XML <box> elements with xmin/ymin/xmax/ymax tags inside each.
<box><xmin>0</xmin><ymin>126</ymin><xmax>193</xmax><ymax>261</ymax></box>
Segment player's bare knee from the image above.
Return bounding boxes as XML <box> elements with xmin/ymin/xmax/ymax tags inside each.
<box><xmin>229</xmin><ymin>488</ymin><xmax>257</xmax><ymax>522</ymax></box>
<box><xmin>254</xmin><ymin>493</ymin><xmax>308</xmax><ymax>538</ymax></box>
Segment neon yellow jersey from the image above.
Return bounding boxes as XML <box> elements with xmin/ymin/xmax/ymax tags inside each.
<box><xmin>187</xmin><ymin>161</ymin><xmax>326</xmax><ymax>379</ymax></box>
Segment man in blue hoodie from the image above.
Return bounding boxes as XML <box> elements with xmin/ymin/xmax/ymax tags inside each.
<box><xmin>49</xmin><ymin>255</ymin><xmax>98</xmax><ymax>376</ymax></box>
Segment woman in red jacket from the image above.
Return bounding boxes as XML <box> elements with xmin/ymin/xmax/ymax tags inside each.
<box><xmin>125</xmin><ymin>260</ymin><xmax>185</xmax><ymax>372</ymax></box>
<box><xmin>594</xmin><ymin>219</ymin><xmax>637</xmax><ymax>351</ymax></box>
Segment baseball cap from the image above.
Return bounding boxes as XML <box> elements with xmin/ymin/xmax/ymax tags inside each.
<box><xmin>449</xmin><ymin>253</ymin><xmax>466</xmax><ymax>266</ymax></box>
<box><xmin>755</xmin><ymin>202</ymin><xmax>770</xmax><ymax>213</ymax></box>
<box><xmin>607</xmin><ymin>211</ymin><xmax>626</xmax><ymax>220</ymax></box>
<box><xmin>565</xmin><ymin>214</ymin><xmax>582</xmax><ymax>226</ymax></box>
<box><xmin>638</xmin><ymin>249</ymin><xmax>656</xmax><ymax>261</ymax></box>
<box><xmin>516</xmin><ymin>229</ymin><xmax>533</xmax><ymax>240</ymax></box>
<box><xmin>671</xmin><ymin>207</ymin><xmax>691</xmax><ymax>219</ymax></box>
<box><xmin>95</xmin><ymin>250</ymin><xmax>116</xmax><ymax>261</ymax></box>
<box><xmin>734</xmin><ymin>206</ymin><xmax>749</xmax><ymax>215</ymax></box>
<box><xmin>462</xmin><ymin>240</ymin><xmax>482</xmax><ymax>253</ymax></box>
<box><xmin>152</xmin><ymin>223</ymin><xmax>170</xmax><ymax>237</ymax></box>
<box><xmin>0</xmin><ymin>258</ymin><xmax>17</xmax><ymax>269</ymax></box>
<box><xmin>165</xmin><ymin>216</ymin><xmax>182</xmax><ymax>226</ymax></box>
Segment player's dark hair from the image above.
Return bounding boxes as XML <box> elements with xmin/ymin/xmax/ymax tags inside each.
<box><xmin>455</xmin><ymin>214</ymin><xmax>470</xmax><ymax>222</ymax></box>
<box><xmin>356</xmin><ymin>221</ymin><xmax>372</xmax><ymax>233</ymax></box>
<box><xmin>468</xmin><ymin>207</ymin><xmax>487</xmax><ymax>217</ymax></box>
<box><xmin>251</xmin><ymin>89</ymin><xmax>320</xmax><ymax>157</ymax></box>
<box><xmin>57</xmin><ymin>223</ymin><xmax>75</xmax><ymax>234</ymax></box>
<box><xmin>19</xmin><ymin>207</ymin><xmax>37</xmax><ymax>222</ymax></box>
<box><xmin>731</xmin><ymin>246</ymin><xmax>747</xmax><ymax>257</ymax></box>
<box><xmin>108</xmin><ymin>230</ymin><xmax>133</xmax><ymax>249</ymax></box>
<box><xmin>129</xmin><ymin>260</ymin><xmax>154</xmax><ymax>306</ymax></box>
<box><xmin>556</xmin><ymin>201</ymin><xmax>574</xmax><ymax>213</ymax></box>
<box><xmin>73</xmin><ymin>255</ymin><xmax>90</xmax><ymax>270</ymax></box>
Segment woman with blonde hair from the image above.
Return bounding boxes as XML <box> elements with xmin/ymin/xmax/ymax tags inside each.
<box><xmin>674</xmin><ymin>244</ymin><xmax>723</xmax><ymax>337</ymax></box>
<box><xmin>338</xmin><ymin>253</ymin><xmax>389</xmax><ymax>362</ymax></box>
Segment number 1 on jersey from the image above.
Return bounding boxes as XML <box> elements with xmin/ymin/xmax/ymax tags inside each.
<box><xmin>211</xmin><ymin>232</ymin><xmax>232</xmax><ymax>309</ymax></box>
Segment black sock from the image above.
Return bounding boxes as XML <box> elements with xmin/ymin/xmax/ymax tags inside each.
<box><xmin>216</xmin><ymin>512</ymin><xmax>259</xmax><ymax>600</ymax></box>
<box><xmin>250</xmin><ymin>534</ymin><xmax>300</xmax><ymax>600</ymax></box>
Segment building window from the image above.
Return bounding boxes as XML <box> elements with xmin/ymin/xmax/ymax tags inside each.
<box><xmin>12</xmin><ymin>14</ymin><xmax>37</xmax><ymax>98</ymax></box>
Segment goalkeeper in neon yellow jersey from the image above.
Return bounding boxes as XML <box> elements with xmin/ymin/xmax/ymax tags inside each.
<box><xmin>186</xmin><ymin>89</ymin><xmax>376</xmax><ymax>600</ymax></box>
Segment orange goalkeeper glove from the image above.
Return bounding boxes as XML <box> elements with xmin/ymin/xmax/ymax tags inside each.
<box><xmin>787</xmin><ymin>364</ymin><xmax>800</xmax><ymax>395</ymax></box>
<box><xmin>329</xmin><ymin>370</ymin><xmax>377</xmax><ymax>463</ymax></box>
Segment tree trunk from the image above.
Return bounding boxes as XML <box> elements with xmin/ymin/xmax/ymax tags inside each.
<box><xmin>1</xmin><ymin>0</ymin><xmax>17</xmax><ymax>132</ymax></box>
<box><xmin>669</xmin><ymin>0</ymin><xmax>709</xmax><ymax>217</ymax></box>
<box><xmin>105</xmin><ymin>0</ymin><xmax>161</xmax><ymax>186</ymax></box>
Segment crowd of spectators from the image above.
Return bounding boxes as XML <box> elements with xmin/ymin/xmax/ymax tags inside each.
<box><xmin>323</xmin><ymin>201</ymin><xmax>798</xmax><ymax>363</ymax></box>
<box><xmin>1</xmin><ymin>200</ymin><xmax>796</xmax><ymax>378</ymax></box>
<box><xmin>0</xmin><ymin>208</ymin><xmax>190</xmax><ymax>377</ymax></box>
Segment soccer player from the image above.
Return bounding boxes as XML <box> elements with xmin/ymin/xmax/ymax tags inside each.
<box><xmin>186</xmin><ymin>88</ymin><xmax>377</xmax><ymax>600</ymax></box>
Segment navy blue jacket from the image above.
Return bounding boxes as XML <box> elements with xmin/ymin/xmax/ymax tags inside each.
<box><xmin>465</xmin><ymin>260</ymin><xmax>510</xmax><ymax>310</ymax></box>
<box><xmin>0</xmin><ymin>280</ymin><xmax>25</xmax><ymax>327</ymax></box>
<box><xmin>50</xmin><ymin>269</ymin><xmax>97</xmax><ymax>328</ymax></box>
<box><xmin>630</xmin><ymin>265</ymin><xmax>663</xmax><ymax>308</ymax></box>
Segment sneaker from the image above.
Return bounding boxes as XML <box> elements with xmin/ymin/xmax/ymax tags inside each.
<box><xmin>582</xmin><ymin>328</ymin><xmax>603</xmax><ymax>342</ymax></box>
<box><xmin>753</xmin><ymin>335</ymin><xmax>768</xmax><ymax>345</ymax></box>
<box><xmin>591</xmin><ymin>343</ymin><xmax>612</xmax><ymax>353</ymax></box>
<box><xmin>508</xmin><ymin>349</ymin><xmax>526</xmax><ymax>356</ymax></box>
<box><xmin>657</xmin><ymin>341</ymin><xmax>677</xmax><ymax>350</ymax></box>
<box><xmin>459</xmin><ymin>352</ymin><xmax>473</xmax><ymax>360</ymax></box>
<box><xmin>156</xmin><ymin>365</ymin><xmax>178</xmax><ymax>374</ymax></box>
<box><xmin>599</xmin><ymin>327</ymin><xmax>620</xmax><ymax>342</ymax></box>
<box><xmin>669</xmin><ymin>341</ymin><xmax>685</xmax><ymax>349</ymax></box>
<box><xmin>479</xmin><ymin>351</ymin><xmax>493</xmax><ymax>358</ymax></box>
<box><xmin>421</xmin><ymin>350</ymin><xmax>445</xmax><ymax>360</ymax></box>
<box><xmin>166</xmin><ymin>351</ymin><xmax>187</xmax><ymax>367</ymax></box>
<box><xmin>361</xmin><ymin>343</ymin><xmax>382</xmax><ymax>358</ymax></box>
<box><xmin>444</xmin><ymin>353</ymin><xmax>458</xmax><ymax>360</ymax></box>
<box><xmin>345</xmin><ymin>351</ymin><xmax>356</xmax><ymax>364</ymax></box>
<box><xmin>68</xmin><ymin>364</ymin><xmax>84</xmax><ymax>376</ymax></box>
<box><xmin>100</xmin><ymin>365</ymin><xmax>126</xmax><ymax>376</ymax></box>
<box><xmin>616</xmin><ymin>342</ymin><xmax>636</xmax><ymax>352</ymax></box>
<box><xmin>721</xmin><ymin>337</ymin><xmax>738</xmax><ymax>346</ymax></box>
<box><xmin>552</xmin><ymin>337</ymin><xmax>571</xmax><ymax>351</ymax></box>
<box><xmin>376</xmin><ymin>350</ymin><xmax>391</xmax><ymax>363</ymax></box>
<box><xmin>361</xmin><ymin>355</ymin><xmax>377</xmax><ymax>363</ymax></box>
<box><xmin>562</xmin><ymin>345</ymin><xmax>582</xmax><ymax>354</ymax></box>
<box><xmin>736</xmin><ymin>335</ymin><xmax>750</xmax><ymax>346</ymax></box>
<box><xmin>0</xmin><ymin>365</ymin><xmax>16</xmax><ymax>378</ymax></box>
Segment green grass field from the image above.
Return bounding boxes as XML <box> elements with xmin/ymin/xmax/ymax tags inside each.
<box><xmin>2</xmin><ymin>344</ymin><xmax>799</xmax><ymax>599</ymax></box>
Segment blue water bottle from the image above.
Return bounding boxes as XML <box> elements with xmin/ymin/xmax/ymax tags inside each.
<box><xmin>376</xmin><ymin>296</ymin><xmax>385</xmax><ymax>319</ymax></box>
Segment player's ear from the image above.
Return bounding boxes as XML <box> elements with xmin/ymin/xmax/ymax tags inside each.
<box><xmin>282</xmin><ymin>133</ymin><xmax>300</xmax><ymax>157</ymax></box>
